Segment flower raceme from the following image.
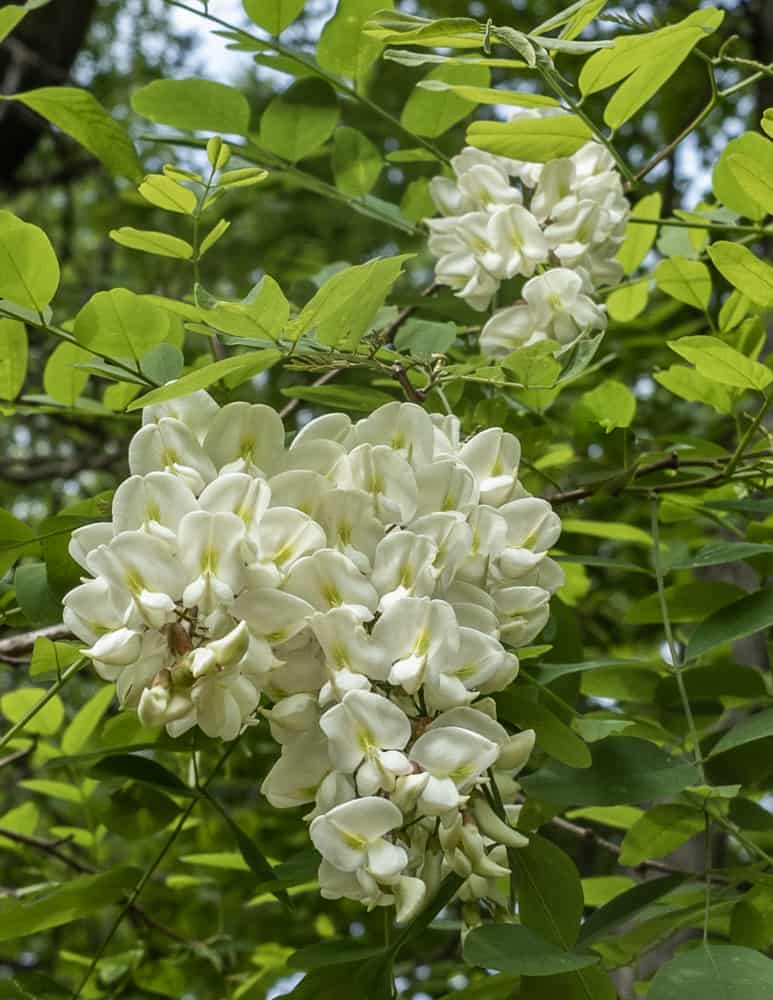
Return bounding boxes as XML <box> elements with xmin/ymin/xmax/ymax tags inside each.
<box><xmin>425</xmin><ymin>112</ymin><xmax>630</xmax><ymax>358</ymax></box>
<box><xmin>64</xmin><ymin>393</ymin><xmax>563</xmax><ymax>923</ymax></box>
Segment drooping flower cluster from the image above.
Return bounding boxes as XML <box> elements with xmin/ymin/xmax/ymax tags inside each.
<box><xmin>426</xmin><ymin>109</ymin><xmax>630</xmax><ymax>358</ymax></box>
<box><xmin>64</xmin><ymin>393</ymin><xmax>563</xmax><ymax>922</ymax></box>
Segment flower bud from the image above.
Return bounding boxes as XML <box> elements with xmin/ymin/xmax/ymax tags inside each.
<box><xmin>499</xmin><ymin>728</ymin><xmax>536</xmax><ymax>772</ymax></box>
<box><xmin>206</xmin><ymin>136</ymin><xmax>231</xmax><ymax>169</ymax></box>
<box><xmin>84</xmin><ymin>628</ymin><xmax>141</xmax><ymax>667</ymax></box>
<box><xmin>471</xmin><ymin>795</ymin><xmax>529</xmax><ymax>849</ymax></box>
<box><xmin>207</xmin><ymin>620</ymin><xmax>250</xmax><ymax>667</ymax></box>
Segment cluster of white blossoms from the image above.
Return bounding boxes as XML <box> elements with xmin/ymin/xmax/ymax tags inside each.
<box><xmin>64</xmin><ymin>393</ymin><xmax>563</xmax><ymax>923</ymax></box>
<box><xmin>426</xmin><ymin>110</ymin><xmax>630</xmax><ymax>359</ymax></box>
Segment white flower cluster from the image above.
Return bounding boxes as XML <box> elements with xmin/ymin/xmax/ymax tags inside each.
<box><xmin>426</xmin><ymin>110</ymin><xmax>629</xmax><ymax>358</ymax></box>
<box><xmin>64</xmin><ymin>393</ymin><xmax>563</xmax><ymax>922</ymax></box>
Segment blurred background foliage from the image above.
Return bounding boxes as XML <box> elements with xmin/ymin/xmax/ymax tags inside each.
<box><xmin>1</xmin><ymin>1</ymin><xmax>772</xmax><ymax>998</ymax></box>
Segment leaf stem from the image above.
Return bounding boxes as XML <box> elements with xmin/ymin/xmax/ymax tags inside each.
<box><xmin>650</xmin><ymin>498</ymin><xmax>706</xmax><ymax>782</ymax></box>
<box><xmin>72</xmin><ymin>741</ymin><xmax>239</xmax><ymax>997</ymax></box>
<box><xmin>725</xmin><ymin>392</ymin><xmax>770</xmax><ymax>478</ymax></box>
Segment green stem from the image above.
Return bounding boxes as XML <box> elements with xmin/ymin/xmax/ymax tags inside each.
<box><xmin>0</xmin><ymin>657</ymin><xmax>87</xmax><ymax>751</ymax></box>
<box><xmin>703</xmin><ymin>810</ymin><xmax>712</xmax><ymax>942</ymax></box>
<box><xmin>626</xmin><ymin>216</ymin><xmax>773</xmax><ymax>235</ymax></box>
<box><xmin>72</xmin><ymin>741</ymin><xmax>238</xmax><ymax>997</ymax></box>
<box><xmin>650</xmin><ymin>499</ymin><xmax>706</xmax><ymax>782</ymax></box>
<box><xmin>538</xmin><ymin>65</ymin><xmax>634</xmax><ymax>182</ymax></box>
<box><xmin>159</xmin><ymin>0</ymin><xmax>450</xmax><ymax>165</ymax></box>
<box><xmin>144</xmin><ymin>134</ymin><xmax>419</xmax><ymax>236</ymax></box>
<box><xmin>631</xmin><ymin>61</ymin><xmax>717</xmax><ymax>186</ymax></box>
<box><xmin>725</xmin><ymin>393</ymin><xmax>770</xmax><ymax>478</ymax></box>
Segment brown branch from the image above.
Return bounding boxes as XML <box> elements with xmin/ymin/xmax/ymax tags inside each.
<box><xmin>391</xmin><ymin>362</ymin><xmax>425</xmax><ymax>403</ymax></box>
<box><xmin>278</xmin><ymin>282</ymin><xmax>439</xmax><ymax>421</ymax></box>
<box><xmin>547</xmin><ymin>448</ymin><xmax>773</xmax><ymax>506</ymax></box>
<box><xmin>548</xmin><ymin>815</ymin><xmax>719</xmax><ymax>880</ymax></box>
<box><xmin>548</xmin><ymin>453</ymin><xmax>681</xmax><ymax>506</ymax></box>
<box><xmin>0</xmin><ymin>624</ymin><xmax>74</xmax><ymax>658</ymax></box>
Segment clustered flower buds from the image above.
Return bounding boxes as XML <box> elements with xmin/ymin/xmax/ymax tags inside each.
<box><xmin>64</xmin><ymin>393</ymin><xmax>562</xmax><ymax>923</ymax></box>
<box><xmin>426</xmin><ymin>109</ymin><xmax>630</xmax><ymax>358</ymax></box>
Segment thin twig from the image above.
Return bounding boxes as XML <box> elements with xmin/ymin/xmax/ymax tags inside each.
<box><xmin>548</xmin><ymin>815</ymin><xmax>718</xmax><ymax>879</ymax></box>
<box><xmin>0</xmin><ymin>624</ymin><xmax>74</xmax><ymax>657</ymax></box>
<box><xmin>0</xmin><ymin>828</ymin><xmax>194</xmax><ymax>945</ymax></box>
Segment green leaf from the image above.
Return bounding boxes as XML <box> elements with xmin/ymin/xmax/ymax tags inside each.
<box><xmin>467</xmin><ymin>114</ymin><xmax>592</xmax><ymax>162</ymax></box>
<box><xmin>655</xmin><ymin>257</ymin><xmax>712</xmax><ymax>310</ymax></box>
<box><xmin>0</xmin><ymin>318</ymin><xmax>27</xmax><ymax>400</ymax></box>
<box><xmin>259</xmin><ymin>78</ymin><xmax>339</xmax><ymax>162</ymax></box>
<box><xmin>394</xmin><ymin>318</ymin><xmax>457</xmax><ymax>356</ymax></box>
<box><xmin>0</xmin><ymin>0</ymin><xmax>49</xmax><ymax>43</ymax></box>
<box><xmin>672</xmin><ymin>542</ymin><xmax>773</xmax><ymax>569</ymax></box>
<box><xmin>61</xmin><ymin>686</ymin><xmax>115</xmax><ymax>756</ymax></box>
<box><xmin>242</xmin><ymin>0</ymin><xmax>305</xmax><ymax>35</ymax></box>
<box><xmin>199</xmin><ymin>218</ymin><xmax>231</xmax><ymax>256</ymax></box>
<box><xmin>617</xmin><ymin>193</ymin><xmax>661</xmax><ymax>274</ymax></box>
<box><xmin>514</xmin><ymin>835</ymin><xmax>583</xmax><ymax>951</ymax></box>
<box><xmin>578</xmin><ymin>379</ymin><xmax>636</xmax><ymax>433</ymax></box>
<box><xmin>289</xmin><ymin>255</ymin><xmax>412</xmax><ymax>346</ymax></box>
<box><xmin>1</xmin><ymin>686</ymin><xmax>64</xmax><ymax>736</ymax></box>
<box><xmin>42</xmin><ymin>342</ymin><xmax>92</xmax><ymax>405</ymax></box>
<box><xmin>579</xmin><ymin>9</ymin><xmax>724</xmax><ymax>129</ymax></box>
<box><xmin>624</xmin><ymin>581</ymin><xmax>745</xmax><ymax>625</ymax></box>
<box><xmin>619</xmin><ymin>804</ymin><xmax>704</xmax><ymax>865</ymax></box>
<box><xmin>14</xmin><ymin>561</ymin><xmax>62</xmax><ymax>624</ymax></box>
<box><xmin>332</xmin><ymin>126</ymin><xmax>382</xmax><ymax>196</ymax></box>
<box><xmin>0</xmin><ymin>210</ymin><xmax>60</xmax><ymax>310</ymax></box>
<box><xmin>287</xmin><ymin>941</ymin><xmax>388</xmax><ymax>971</ymax></box>
<box><xmin>713</xmin><ymin>132</ymin><xmax>771</xmax><ymax>221</ymax></box>
<box><xmin>206</xmin><ymin>276</ymin><xmax>289</xmax><ymax>341</ymax></box>
<box><xmin>131</xmin><ymin>78</ymin><xmax>250</xmax><ymax>135</ymax></box>
<box><xmin>521</xmin><ymin>737</ymin><xmax>701</xmax><ymax>806</ymax></box>
<box><xmin>655</xmin><ymin>364</ymin><xmax>734</xmax><ymax>414</ymax></box>
<box><xmin>141</xmin><ymin>343</ymin><xmax>184</xmax><ymax>384</ymax></box>
<box><xmin>363</xmin><ymin>13</ymin><xmax>483</xmax><ymax>49</ymax></box>
<box><xmin>464</xmin><ymin>924</ymin><xmax>599</xmax><ymax>976</ymax></box>
<box><xmin>284</xmin><ymin>955</ymin><xmax>394</xmax><ymax>1000</ymax></box>
<box><xmin>496</xmin><ymin>692</ymin><xmax>591</xmax><ymax>768</ymax></box>
<box><xmin>578</xmin><ymin>873</ymin><xmax>685</xmax><ymax>946</ymax></box>
<box><xmin>0</xmin><ymin>866</ymin><xmax>139</xmax><ymax>942</ymax></box>
<box><xmin>710</xmin><ymin>708</ymin><xmax>773</xmax><ymax>758</ymax></box>
<box><xmin>607</xmin><ymin>278</ymin><xmax>648</xmax><ymax>322</ymax></box>
<box><xmin>668</xmin><ymin>335</ymin><xmax>772</xmax><ymax>391</ymax></box>
<box><xmin>708</xmin><ymin>241</ymin><xmax>773</xmax><ymax>309</ymax></box>
<box><xmin>649</xmin><ymin>943</ymin><xmax>773</xmax><ymax>1000</ymax></box>
<box><xmin>317</xmin><ymin>0</ymin><xmax>394</xmax><ymax>81</ymax></box>
<box><xmin>138</xmin><ymin>174</ymin><xmax>197</xmax><ymax>215</ymax></box>
<box><xmin>560</xmin><ymin>519</ymin><xmax>651</xmax><ymax>546</ymax></box>
<box><xmin>727</xmin><ymin>152</ymin><xmax>773</xmax><ymax>215</ymax></box>
<box><xmin>74</xmin><ymin>288</ymin><xmax>170</xmax><ymax>362</ymax></box>
<box><xmin>208</xmin><ymin>794</ymin><xmax>287</xmax><ymax>906</ymax></box>
<box><xmin>280</xmin><ymin>384</ymin><xmax>396</xmax><ymax>411</ymax></box>
<box><xmin>402</xmin><ymin>63</ymin><xmax>489</xmax><ymax>139</ymax></box>
<box><xmin>686</xmin><ymin>587</ymin><xmax>773</xmax><ymax>660</ymax></box>
<box><xmin>109</xmin><ymin>227</ymin><xmax>193</xmax><ymax>259</ymax></box>
<box><xmin>29</xmin><ymin>638</ymin><xmax>81</xmax><ymax>679</ymax></box>
<box><xmin>2</xmin><ymin>87</ymin><xmax>141</xmax><ymax>181</ymax></box>
<box><xmin>418</xmin><ymin>82</ymin><xmax>559</xmax><ymax>108</ymax></box>
<box><xmin>126</xmin><ymin>349</ymin><xmax>281</xmax><ymax>410</ymax></box>
<box><xmin>92</xmin><ymin>753</ymin><xmax>195</xmax><ymax>796</ymax></box>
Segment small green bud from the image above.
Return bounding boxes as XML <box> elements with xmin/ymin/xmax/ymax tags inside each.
<box><xmin>207</xmin><ymin>136</ymin><xmax>231</xmax><ymax>169</ymax></box>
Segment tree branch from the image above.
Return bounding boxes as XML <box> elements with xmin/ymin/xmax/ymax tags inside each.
<box><xmin>0</xmin><ymin>624</ymin><xmax>73</xmax><ymax>659</ymax></box>
<box><xmin>548</xmin><ymin>814</ymin><xmax>722</xmax><ymax>880</ymax></box>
